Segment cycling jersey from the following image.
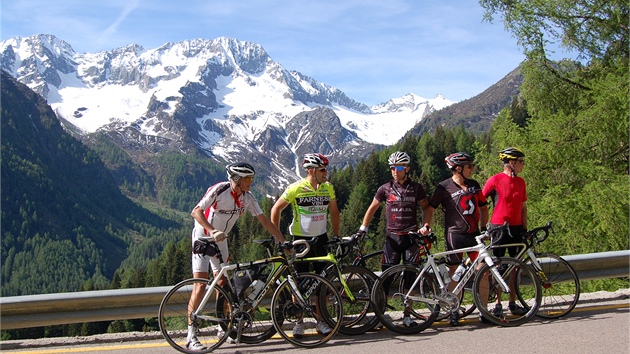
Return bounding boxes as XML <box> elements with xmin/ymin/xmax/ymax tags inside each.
<box><xmin>428</xmin><ymin>177</ymin><xmax>487</xmax><ymax>234</ymax></box>
<box><xmin>374</xmin><ymin>179</ymin><xmax>427</xmax><ymax>232</ymax></box>
<box><xmin>482</xmin><ymin>173</ymin><xmax>527</xmax><ymax>226</ymax></box>
<box><xmin>193</xmin><ymin>181</ymin><xmax>263</xmax><ymax>236</ymax></box>
<box><xmin>281</xmin><ymin>179</ymin><xmax>336</xmax><ymax>237</ymax></box>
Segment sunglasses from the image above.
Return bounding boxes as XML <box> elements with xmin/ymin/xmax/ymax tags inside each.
<box><xmin>516</xmin><ymin>159</ymin><xmax>526</xmax><ymax>165</ymax></box>
<box><xmin>241</xmin><ymin>176</ymin><xmax>254</xmax><ymax>182</ymax></box>
<box><xmin>317</xmin><ymin>168</ymin><xmax>328</xmax><ymax>173</ymax></box>
<box><xmin>390</xmin><ymin>166</ymin><xmax>406</xmax><ymax>171</ymax></box>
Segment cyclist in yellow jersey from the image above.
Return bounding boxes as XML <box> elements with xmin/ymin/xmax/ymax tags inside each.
<box><xmin>271</xmin><ymin>153</ymin><xmax>340</xmax><ymax>337</ymax></box>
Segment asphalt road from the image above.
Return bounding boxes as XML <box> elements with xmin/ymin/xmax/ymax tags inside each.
<box><xmin>2</xmin><ymin>290</ymin><xmax>628</xmax><ymax>354</ymax></box>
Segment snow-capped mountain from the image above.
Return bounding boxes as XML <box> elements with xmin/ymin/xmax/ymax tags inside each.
<box><xmin>0</xmin><ymin>34</ymin><xmax>454</xmax><ymax>188</ymax></box>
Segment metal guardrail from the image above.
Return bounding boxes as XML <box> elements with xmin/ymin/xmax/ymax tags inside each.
<box><xmin>1</xmin><ymin>250</ymin><xmax>628</xmax><ymax>330</ymax></box>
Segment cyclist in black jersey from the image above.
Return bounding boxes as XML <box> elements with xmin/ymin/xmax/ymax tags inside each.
<box><xmin>358</xmin><ymin>151</ymin><xmax>429</xmax><ymax>271</ymax></box>
<box><xmin>420</xmin><ymin>152</ymin><xmax>489</xmax><ymax>326</ymax></box>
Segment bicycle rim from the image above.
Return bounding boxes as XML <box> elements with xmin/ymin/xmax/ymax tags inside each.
<box><xmin>372</xmin><ymin>264</ymin><xmax>440</xmax><ymax>335</ymax></box>
<box><xmin>271</xmin><ymin>273</ymin><xmax>342</xmax><ymax>348</ymax></box>
<box><xmin>158</xmin><ymin>278</ymin><xmax>232</xmax><ymax>353</ymax></box>
<box><xmin>474</xmin><ymin>258</ymin><xmax>542</xmax><ymax>327</ymax></box>
<box><xmin>522</xmin><ymin>253</ymin><xmax>580</xmax><ymax>319</ymax></box>
<box><xmin>327</xmin><ymin>265</ymin><xmax>379</xmax><ymax>335</ymax></box>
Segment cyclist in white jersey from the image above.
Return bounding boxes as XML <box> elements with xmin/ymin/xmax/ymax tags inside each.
<box><xmin>186</xmin><ymin>162</ymin><xmax>287</xmax><ymax>351</ymax></box>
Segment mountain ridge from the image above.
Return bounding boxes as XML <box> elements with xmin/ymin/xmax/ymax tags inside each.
<box><xmin>0</xmin><ymin>34</ymin><xmax>520</xmax><ymax>195</ymax></box>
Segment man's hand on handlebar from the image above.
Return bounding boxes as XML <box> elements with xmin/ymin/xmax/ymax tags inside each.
<box><xmin>419</xmin><ymin>224</ymin><xmax>432</xmax><ymax>236</ymax></box>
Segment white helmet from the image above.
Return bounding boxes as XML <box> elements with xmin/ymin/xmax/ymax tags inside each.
<box><xmin>388</xmin><ymin>151</ymin><xmax>411</xmax><ymax>165</ymax></box>
<box><xmin>226</xmin><ymin>162</ymin><xmax>255</xmax><ymax>180</ymax></box>
<box><xmin>302</xmin><ymin>153</ymin><xmax>329</xmax><ymax>169</ymax></box>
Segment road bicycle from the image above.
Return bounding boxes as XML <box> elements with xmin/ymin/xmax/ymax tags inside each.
<box><xmin>158</xmin><ymin>239</ymin><xmax>343</xmax><ymax>353</ymax></box>
<box><xmin>371</xmin><ymin>223</ymin><xmax>542</xmax><ymax>334</ymax></box>
<box><xmin>293</xmin><ymin>235</ymin><xmax>380</xmax><ymax>335</ymax></box>
<box><xmin>493</xmin><ymin>222</ymin><xmax>580</xmax><ymax>318</ymax></box>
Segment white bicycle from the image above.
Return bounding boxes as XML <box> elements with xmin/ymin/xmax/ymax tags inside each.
<box><xmin>372</xmin><ymin>223</ymin><xmax>542</xmax><ymax>334</ymax></box>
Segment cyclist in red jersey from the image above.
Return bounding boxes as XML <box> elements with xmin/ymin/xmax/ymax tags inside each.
<box><xmin>420</xmin><ymin>152</ymin><xmax>488</xmax><ymax>326</ymax></box>
<box><xmin>482</xmin><ymin>147</ymin><xmax>529</xmax><ymax>318</ymax></box>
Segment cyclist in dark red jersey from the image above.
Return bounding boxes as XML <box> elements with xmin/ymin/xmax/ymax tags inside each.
<box><xmin>419</xmin><ymin>152</ymin><xmax>488</xmax><ymax>326</ymax></box>
<box><xmin>358</xmin><ymin>151</ymin><xmax>429</xmax><ymax>271</ymax></box>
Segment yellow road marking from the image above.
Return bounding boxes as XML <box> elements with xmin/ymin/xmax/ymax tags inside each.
<box><xmin>6</xmin><ymin>303</ymin><xmax>629</xmax><ymax>353</ymax></box>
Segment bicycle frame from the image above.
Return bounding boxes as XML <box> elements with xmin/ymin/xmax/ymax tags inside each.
<box><xmin>489</xmin><ymin>222</ymin><xmax>555</xmax><ymax>283</ymax></box>
<box><xmin>191</xmin><ymin>242</ymin><xmax>312</xmax><ymax>340</ymax></box>
<box><xmin>296</xmin><ymin>252</ymin><xmax>357</xmax><ymax>302</ymax></box>
<box><xmin>399</xmin><ymin>233</ymin><xmax>511</xmax><ymax>308</ymax></box>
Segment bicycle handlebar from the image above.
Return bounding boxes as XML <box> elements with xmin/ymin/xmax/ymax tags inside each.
<box><xmin>291</xmin><ymin>239</ymin><xmax>311</xmax><ymax>258</ymax></box>
<box><xmin>523</xmin><ymin>221</ymin><xmax>553</xmax><ymax>244</ymax></box>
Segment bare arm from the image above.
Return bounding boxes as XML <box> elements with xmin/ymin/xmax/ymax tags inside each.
<box><xmin>256</xmin><ymin>214</ymin><xmax>286</xmax><ymax>243</ymax></box>
<box><xmin>480</xmin><ymin>204</ymin><xmax>489</xmax><ymax>230</ymax></box>
<box><xmin>361</xmin><ymin>198</ymin><xmax>382</xmax><ymax>228</ymax></box>
<box><xmin>270</xmin><ymin>197</ymin><xmax>289</xmax><ymax>228</ymax></box>
<box><xmin>422</xmin><ymin>205</ymin><xmax>436</xmax><ymax>227</ymax></box>
<box><xmin>191</xmin><ymin>206</ymin><xmax>214</xmax><ymax>231</ymax></box>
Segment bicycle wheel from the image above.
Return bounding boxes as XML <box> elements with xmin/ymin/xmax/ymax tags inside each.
<box><xmin>216</xmin><ymin>280</ymin><xmax>281</xmax><ymax>344</ymax></box>
<box><xmin>271</xmin><ymin>273</ymin><xmax>343</xmax><ymax>348</ymax></box>
<box><xmin>473</xmin><ymin>257</ymin><xmax>542</xmax><ymax>327</ymax></box>
<box><xmin>519</xmin><ymin>253</ymin><xmax>580</xmax><ymax>319</ymax></box>
<box><xmin>352</xmin><ymin>250</ymin><xmax>383</xmax><ymax>273</ymax></box>
<box><xmin>325</xmin><ymin>265</ymin><xmax>379</xmax><ymax>335</ymax></box>
<box><xmin>159</xmin><ymin>278</ymin><xmax>233</xmax><ymax>353</ymax></box>
<box><xmin>372</xmin><ymin>264</ymin><xmax>440</xmax><ymax>335</ymax></box>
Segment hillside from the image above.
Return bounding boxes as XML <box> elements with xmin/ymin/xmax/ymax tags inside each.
<box><xmin>0</xmin><ymin>71</ymin><xmax>179</xmax><ymax>295</ymax></box>
<box><xmin>406</xmin><ymin>66</ymin><xmax>523</xmax><ymax>136</ymax></box>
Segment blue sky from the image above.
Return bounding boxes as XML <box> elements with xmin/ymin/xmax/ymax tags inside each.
<box><xmin>2</xmin><ymin>0</ymin><xmax>526</xmax><ymax>106</ymax></box>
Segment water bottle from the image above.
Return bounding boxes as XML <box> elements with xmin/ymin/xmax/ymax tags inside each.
<box><xmin>452</xmin><ymin>261</ymin><xmax>466</xmax><ymax>282</ymax></box>
<box><xmin>438</xmin><ymin>263</ymin><xmax>450</xmax><ymax>286</ymax></box>
<box><xmin>247</xmin><ymin>280</ymin><xmax>265</xmax><ymax>301</ymax></box>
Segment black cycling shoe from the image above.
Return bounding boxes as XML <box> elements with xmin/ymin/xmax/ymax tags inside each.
<box><xmin>492</xmin><ymin>303</ymin><xmax>503</xmax><ymax>317</ymax></box>
<box><xmin>509</xmin><ymin>302</ymin><xmax>528</xmax><ymax>315</ymax></box>
<box><xmin>449</xmin><ymin>312</ymin><xmax>460</xmax><ymax>326</ymax></box>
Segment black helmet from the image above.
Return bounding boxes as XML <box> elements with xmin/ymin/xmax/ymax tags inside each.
<box><xmin>445</xmin><ymin>152</ymin><xmax>474</xmax><ymax>170</ymax></box>
<box><xmin>302</xmin><ymin>153</ymin><xmax>329</xmax><ymax>169</ymax></box>
<box><xmin>226</xmin><ymin>162</ymin><xmax>255</xmax><ymax>180</ymax></box>
<box><xmin>499</xmin><ymin>147</ymin><xmax>525</xmax><ymax>161</ymax></box>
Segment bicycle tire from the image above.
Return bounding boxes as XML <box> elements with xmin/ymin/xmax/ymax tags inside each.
<box><xmin>159</xmin><ymin>278</ymin><xmax>233</xmax><ymax>354</ymax></box>
<box><xmin>325</xmin><ymin>265</ymin><xmax>379</xmax><ymax>335</ymax></box>
<box><xmin>271</xmin><ymin>273</ymin><xmax>343</xmax><ymax>348</ymax></box>
<box><xmin>519</xmin><ymin>253</ymin><xmax>580</xmax><ymax>319</ymax></box>
<box><xmin>372</xmin><ymin>264</ymin><xmax>440</xmax><ymax>335</ymax></box>
<box><xmin>352</xmin><ymin>250</ymin><xmax>383</xmax><ymax>272</ymax></box>
<box><xmin>474</xmin><ymin>257</ymin><xmax>542</xmax><ymax>327</ymax></box>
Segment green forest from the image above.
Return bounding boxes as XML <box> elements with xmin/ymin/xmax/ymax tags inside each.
<box><xmin>1</xmin><ymin>0</ymin><xmax>628</xmax><ymax>340</ymax></box>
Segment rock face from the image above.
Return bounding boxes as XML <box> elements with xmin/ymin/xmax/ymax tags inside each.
<box><xmin>1</xmin><ymin>34</ymin><xmax>467</xmax><ymax>192</ymax></box>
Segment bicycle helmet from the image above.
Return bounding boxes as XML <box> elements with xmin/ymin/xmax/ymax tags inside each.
<box><xmin>302</xmin><ymin>153</ymin><xmax>329</xmax><ymax>169</ymax></box>
<box><xmin>445</xmin><ymin>152</ymin><xmax>474</xmax><ymax>170</ymax></box>
<box><xmin>498</xmin><ymin>147</ymin><xmax>525</xmax><ymax>161</ymax></box>
<box><xmin>388</xmin><ymin>151</ymin><xmax>411</xmax><ymax>165</ymax></box>
<box><xmin>226</xmin><ymin>162</ymin><xmax>255</xmax><ymax>180</ymax></box>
